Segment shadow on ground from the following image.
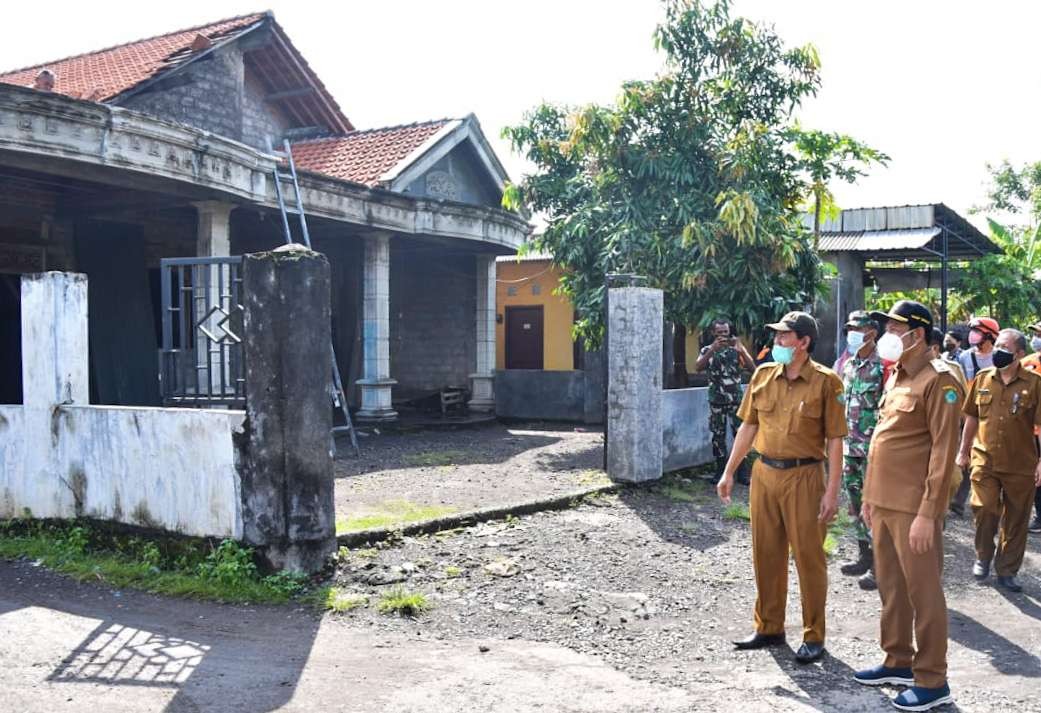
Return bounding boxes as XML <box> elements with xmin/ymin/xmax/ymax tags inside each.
<box><xmin>0</xmin><ymin>561</ymin><xmax>320</xmax><ymax>713</ymax></box>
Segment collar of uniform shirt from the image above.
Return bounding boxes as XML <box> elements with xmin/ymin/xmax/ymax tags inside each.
<box><xmin>769</xmin><ymin>360</ymin><xmax>811</xmax><ymax>381</ymax></box>
<box><xmin>896</xmin><ymin>343</ymin><xmax>931</xmax><ymax>378</ymax></box>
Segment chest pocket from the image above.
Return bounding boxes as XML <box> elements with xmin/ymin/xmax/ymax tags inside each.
<box><xmin>884</xmin><ymin>392</ymin><xmax>917</xmax><ymax>421</ymax></box>
<box><xmin>752</xmin><ymin>386</ymin><xmax>775</xmax><ymax>417</ymax></box>
<box><xmin>976</xmin><ymin>392</ymin><xmax>993</xmax><ymax>419</ymax></box>
<box><xmin>790</xmin><ymin>394</ymin><xmax>823</xmax><ymax>436</ymax></box>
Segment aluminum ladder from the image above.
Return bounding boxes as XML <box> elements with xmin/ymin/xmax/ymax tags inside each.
<box><xmin>270</xmin><ymin>138</ymin><xmax>360</xmax><ymax>456</ymax></box>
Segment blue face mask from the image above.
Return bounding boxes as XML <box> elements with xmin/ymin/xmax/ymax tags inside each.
<box><xmin>846</xmin><ymin>331</ymin><xmax>865</xmax><ymax>354</ymax></box>
<box><xmin>771</xmin><ymin>344</ymin><xmax>795</xmax><ymax>365</ymax></box>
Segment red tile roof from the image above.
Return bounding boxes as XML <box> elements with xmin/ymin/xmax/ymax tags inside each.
<box><xmin>0</xmin><ymin>13</ymin><xmax>266</xmax><ymax>101</ymax></box>
<box><xmin>291</xmin><ymin>119</ymin><xmax>453</xmax><ymax>187</ymax></box>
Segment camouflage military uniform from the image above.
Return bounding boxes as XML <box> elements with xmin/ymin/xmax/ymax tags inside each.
<box><xmin>701</xmin><ymin>345</ymin><xmax>743</xmax><ymax>466</ymax></box>
<box><xmin>842</xmin><ymin>350</ymin><xmax>884</xmax><ymax>542</ymax></box>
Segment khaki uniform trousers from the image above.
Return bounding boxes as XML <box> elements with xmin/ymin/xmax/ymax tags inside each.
<box><xmin>749</xmin><ymin>460</ymin><xmax>828</xmax><ymax>643</ymax></box>
<box><xmin>873</xmin><ymin>506</ymin><xmax>947</xmax><ymax>688</ymax></box>
<box><xmin>971</xmin><ymin>468</ymin><xmax>1036</xmax><ymax>576</ymax></box>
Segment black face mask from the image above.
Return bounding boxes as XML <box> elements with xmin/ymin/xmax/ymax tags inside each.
<box><xmin>992</xmin><ymin>349</ymin><xmax>1016</xmax><ymax>369</ymax></box>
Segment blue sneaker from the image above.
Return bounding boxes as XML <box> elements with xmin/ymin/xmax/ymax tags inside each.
<box><xmin>892</xmin><ymin>684</ymin><xmax>953</xmax><ymax>711</ymax></box>
<box><xmin>853</xmin><ymin>664</ymin><xmax>915</xmax><ymax>687</ymax></box>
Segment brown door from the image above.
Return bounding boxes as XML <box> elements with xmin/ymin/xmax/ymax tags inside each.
<box><xmin>505</xmin><ymin>306</ymin><xmax>544</xmax><ymax>369</ymax></box>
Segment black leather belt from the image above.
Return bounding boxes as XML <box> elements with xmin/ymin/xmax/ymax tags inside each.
<box><xmin>759</xmin><ymin>456</ymin><xmax>822</xmax><ymax>470</ymax></box>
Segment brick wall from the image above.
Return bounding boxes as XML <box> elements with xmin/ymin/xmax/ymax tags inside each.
<box><xmin>389</xmin><ymin>247</ymin><xmax>476</xmax><ymax>399</ymax></box>
<box><xmin>119</xmin><ymin>44</ymin><xmax>289</xmax><ymax>150</ymax></box>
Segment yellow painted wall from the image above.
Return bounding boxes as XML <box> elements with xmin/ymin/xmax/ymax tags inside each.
<box><xmin>495</xmin><ymin>259</ymin><xmax>576</xmax><ymax>371</ymax></box>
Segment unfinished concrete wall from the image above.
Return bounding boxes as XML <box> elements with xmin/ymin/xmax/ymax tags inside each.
<box><xmin>661</xmin><ymin>388</ymin><xmax>715</xmax><ymax>472</ymax></box>
<box><xmin>607</xmin><ymin>287</ymin><xmax>663</xmax><ymax>482</ymax></box>
<box><xmin>239</xmin><ymin>246</ymin><xmax>335</xmax><ymax>572</ymax></box>
<box><xmin>119</xmin><ymin>43</ymin><xmax>290</xmax><ymax>150</ymax></box>
<box><xmin>390</xmin><ymin>248</ymin><xmax>476</xmax><ymax>399</ymax></box>
<box><xmin>495</xmin><ymin>369</ymin><xmax>586</xmax><ymax>422</ymax></box>
<box><xmin>817</xmin><ymin>252</ymin><xmax>866</xmax><ymax>365</ymax></box>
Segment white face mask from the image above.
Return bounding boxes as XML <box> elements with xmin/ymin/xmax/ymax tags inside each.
<box><xmin>877</xmin><ymin>331</ymin><xmax>908</xmax><ymax>362</ymax></box>
<box><xmin>1032</xmin><ymin>336</ymin><xmax>1041</xmax><ymax>353</ymax></box>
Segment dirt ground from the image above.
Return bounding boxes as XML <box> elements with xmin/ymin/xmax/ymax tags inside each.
<box><xmin>3</xmin><ymin>471</ymin><xmax>1040</xmax><ymax>712</ymax></box>
<box><xmin>334</xmin><ymin>422</ymin><xmax>605</xmax><ymax>531</ymax></box>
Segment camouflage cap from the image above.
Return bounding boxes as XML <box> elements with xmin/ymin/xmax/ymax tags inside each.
<box><xmin>845</xmin><ymin>310</ymin><xmax>879</xmax><ymax>331</ymax></box>
<box><xmin>766</xmin><ymin>311</ymin><xmax>819</xmax><ymax>341</ymax></box>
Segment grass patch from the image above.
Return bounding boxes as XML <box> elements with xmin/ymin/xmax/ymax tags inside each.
<box><xmin>305</xmin><ymin>585</ymin><xmax>368</xmax><ymax>613</ymax></box>
<box><xmin>376</xmin><ymin>586</ymin><xmax>431</xmax><ymax>617</ymax></box>
<box><xmin>444</xmin><ymin>565</ymin><xmax>463</xmax><ymax>578</ymax></box>
<box><xmin>658</xmin><ymin>476</ymin><xmax>710</xmax><ymax>504</ymax></box>
<box><xmin>576</xmin><ymin>469</ymin><xmax>611</xmax><ymax>486</ymax></box>
<box><xmin>722</xmin><ymin>502</ymin><xmax>751</xmax><ymax>521</ymax></box>
<box><xmin>823</xmin><ymin>533</ymin><xmax>839</xmax><ymax>557</ymax></box>
<box><xmin>403</xmin><ymin>450</ymin><xmax>467</xmax><ymax>467</ymax></box>
<box><xmin>336</xmin><ymin>500</ymin><xmax>457</xmax><ymax>534</ymax></box>
<box><xmin>0</xmin><ymin>520</ymin><xmax>312</xmax><ymax>604</ymax></box>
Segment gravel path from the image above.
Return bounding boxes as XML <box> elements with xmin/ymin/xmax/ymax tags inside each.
<box><xmin>334</xmin><ymin>422</ymin><xmax>605</xmax><ymax>531</ymax></box>
<box><xmin>331</xmin><ymin>475</ymin><xmax>1041</xmax><ymax>712</ymax></box>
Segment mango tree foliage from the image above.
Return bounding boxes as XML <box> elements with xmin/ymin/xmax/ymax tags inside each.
<box><xmin>502</xmin><ymin>0</ymin><xmax>827</xmax><ymax>346</ymax></box>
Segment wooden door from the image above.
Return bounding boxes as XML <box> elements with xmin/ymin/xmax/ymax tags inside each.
<box><xmin>505</xmin><ymin>306</ymin><xmax>544</xmax><ymax>370</ymax></box>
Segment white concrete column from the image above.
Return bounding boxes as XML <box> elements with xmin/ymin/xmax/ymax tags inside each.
<box><xmin>356</xmin><ymin>232</ymin><xmax>397</xmax><ymax>421</ymax></box>
<box><xmin>21</xmin><ymin>272</ymin><xmax>89</xmax><ymax>407</ymax></box>
<box><xmin>192</xmin><ymin>201</ymin><xmax>235</xmax><ymax>400</ymax></box>
<box><xmin>469</xmin><ymin>254</ymin><xmax>496</xmax><ymax>412</ymax></box>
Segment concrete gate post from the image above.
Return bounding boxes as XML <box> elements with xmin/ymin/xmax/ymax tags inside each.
<box><xmin>239</xmin><ymin>245</ymin><xmax>336</xmax><ymax>573</ymax></box>
<box><xmin>606</xmin><ymin>285</ymin><xmax>663</xmax><ymax>483</ymax></box>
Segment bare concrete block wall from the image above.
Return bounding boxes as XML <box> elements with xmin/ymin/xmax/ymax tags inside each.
<box><xmin>607</xmin><ymin>287</ymin><xmax>663</xmax><ymax>482</ymax></box>
<box><xmin>389</xmin><ymin>249</ymin><xmax>476</xmax><ymax>399</ymax></box>
<box><xmin>239</xmin><ymin>246</ymin><xmax>336</xmax><ymax>573</ymax></box>
<box><xmin>661</xmin><ymin>388</ymin><xmax>715</xmax><ymax>472</ymax></box>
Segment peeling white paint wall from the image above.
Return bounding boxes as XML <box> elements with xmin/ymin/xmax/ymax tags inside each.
<box><xmin>0</xmin><ymin>272</ymin><xmax>245</xmax><ymax>539</ymax></box>
<box><xmin>0</xmin><ymin>405</ymin><xmax>244</xmax><ymax>538</ymax></box>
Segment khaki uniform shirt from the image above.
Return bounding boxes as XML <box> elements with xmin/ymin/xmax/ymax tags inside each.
<box><xmin>737</xmin><ymin>359</ymin><xmax>847</xmax><ymax>461</ymax></box>
<box><xmin>864</xmin><ymin>347</ymin><xmax>964</xmax><ymax>519</ymax></box>
<box><xmin>963</xmin><ymin>365</ymin><xmax>1041</xmax><ymax>476</ymax></box>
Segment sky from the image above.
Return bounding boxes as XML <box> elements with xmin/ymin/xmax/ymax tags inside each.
<box><xmin>3</xmin><ymin>1</ymin><xmax>1040</xmax><ymax>229</ymax></box>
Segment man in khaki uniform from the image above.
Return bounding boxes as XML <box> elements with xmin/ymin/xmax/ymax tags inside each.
<box><xmin>717</xmin><ymin>312</ymin><xmax>846</xmax><ymax>664</ymax></box>
<box><xmin>854</xmin><ymin>301</ymin><xmax>962</xmax><ymax>711</ymax></box>
<box><xmin>957</xmin><ymin>328</ymin><xmax>1041</xmax><ymax>592</ymax></box>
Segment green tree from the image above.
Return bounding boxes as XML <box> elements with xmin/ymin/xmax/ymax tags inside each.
<box><xmin>503</xmin><ymin>0</ymin><xmax>828</xmax><ymax>346</ymax></box>
<box><xmin>789</xmin><ymin>128</ymin><xmax>889</xmax><ymax>247</ymax></box>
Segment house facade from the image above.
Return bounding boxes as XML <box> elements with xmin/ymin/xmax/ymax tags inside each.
<box><xmin>0</xmin><ymin>12</ymin><xmax>529</xmax><ymax>419</ymax></box>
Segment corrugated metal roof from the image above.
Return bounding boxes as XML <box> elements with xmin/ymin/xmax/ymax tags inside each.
<box><xmin>496</xmin><ymin>253</ymin><xmax>552</xmax><ymax>263</ymax></box>
<box><xmin>818</xmin><ymin>227</ymin><xmax>941</xmax><ymax>253</ymax></box>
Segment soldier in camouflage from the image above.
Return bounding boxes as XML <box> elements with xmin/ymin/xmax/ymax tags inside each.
<box><xmin>695</xmin><ymin>319</ymin><xmax>756</xmax><ymax>483</ymax></box>
<box><xmin>840</xmin><ymin>311</ymin><xmax>885</xmax><ymax>590</ymax></box>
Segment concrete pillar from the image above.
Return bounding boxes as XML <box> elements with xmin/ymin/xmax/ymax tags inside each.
<box><xmin>469</xmin><ymin>254</ymin><xmax>496</xmax><ymax>412</ymax></box>
<box><xmin>17</xmin><ymin>272</ymin><xmax>89</xmax><ymax>518</ymax></box>
<box><xmin>239</xmin><ymin>244</ymin><xmax>335</xmax><ymax>573</ymax></box>
<box><xmin>607</xmin><ymin>286</ymin><xmax>663</xmax><ymax>483</ymax></box>
<box><xmin>193</xmin><ymin>201</ymin><xmax>235</xmax><ymax>399</ymax></box>
<box><xmin>356</xmin><ymin>232</ymin><xmax>397</xmax><ymax>421</ymax></box>
<box><xmin>817</xmin><ymin>252</ymin><xmax>866</xmax><ymax>365</ymax></box>
<box><xmin>21</xmin><ymin>272</ymin><xmax>89</xmax><ymax>407</ymax></box>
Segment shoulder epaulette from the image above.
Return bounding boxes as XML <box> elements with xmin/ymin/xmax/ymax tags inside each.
<box><xmin>930</xmin><ymin>358</ymin><xmax>950</xmax><ymax>374</ymax></box>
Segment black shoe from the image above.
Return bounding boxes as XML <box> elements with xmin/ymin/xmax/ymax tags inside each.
<box><xmin>973</xmin><ymin>560</ymin><xmax>991</xmax><ymax>579</ymax></box>
<box><xmin>733</xmin><ymin>632</ymin><xmax>786</xmax><ymax>650</ymax></box>
<box><xmin>1029</xmin><ymin>518</ymin><xmax>1041</xmax><ymax>534</ymax></box>
<box><xmin>857</xmin><ymin>569</ymin><xmax>877</xmax><ymax>591</ymax></box>
<box><xmin>841</xmin><ymin>540</ymin><xmax>872</xmax><ymax>576</ymax></box>
<box><xmin>795</xmin><ymin>641</ymin><xmax>825</xmax><ymax>664</ymax></box>
<box><xmin>997</xmin><ymin>575</ymin><xmax>1023</xmax><ymax>592</ymax></box>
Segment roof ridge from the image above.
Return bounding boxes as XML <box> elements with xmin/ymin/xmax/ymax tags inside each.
<box><xmin>0</xmin><ymin>11</ymin><xmax>269</xmax><ymax>76</ymax></box>
<box><xmin>344</xmin><ymin>117</ymin><xmax>458</xmax><ymax>137</ymax></box>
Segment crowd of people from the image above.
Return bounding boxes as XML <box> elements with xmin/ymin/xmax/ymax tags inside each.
<box><xmin>696</xmin><ymin>303</ymin><xmax>1041</xmax><ymax>712</ymax></box>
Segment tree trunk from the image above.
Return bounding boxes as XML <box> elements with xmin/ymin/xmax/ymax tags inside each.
<box><xmin>813</xmin><ymin>188</ymin><xmax>823</xmax><ymax>251</ymax></box>
<box><xmin>673</xmin><ymin>324</ymin><xmax>689</xmax><ymax>388</ymax></box>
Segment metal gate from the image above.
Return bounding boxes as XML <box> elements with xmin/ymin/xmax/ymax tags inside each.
<box><xmin>159</xmin><ymin>256</ymin><xmax>245</xmax><ymax>407</ymax></box>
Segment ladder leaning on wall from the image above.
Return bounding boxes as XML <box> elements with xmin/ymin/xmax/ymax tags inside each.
<box><xmin>268</xmin><ymin>138</ymin><xmax>360</xmax><ymax>456</ymax></box>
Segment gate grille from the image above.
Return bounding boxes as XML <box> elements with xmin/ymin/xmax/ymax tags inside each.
<box><xmin>159</xmin><ymin>256</ymin><xmax>245</xmax><ymax>407</ymax></box>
